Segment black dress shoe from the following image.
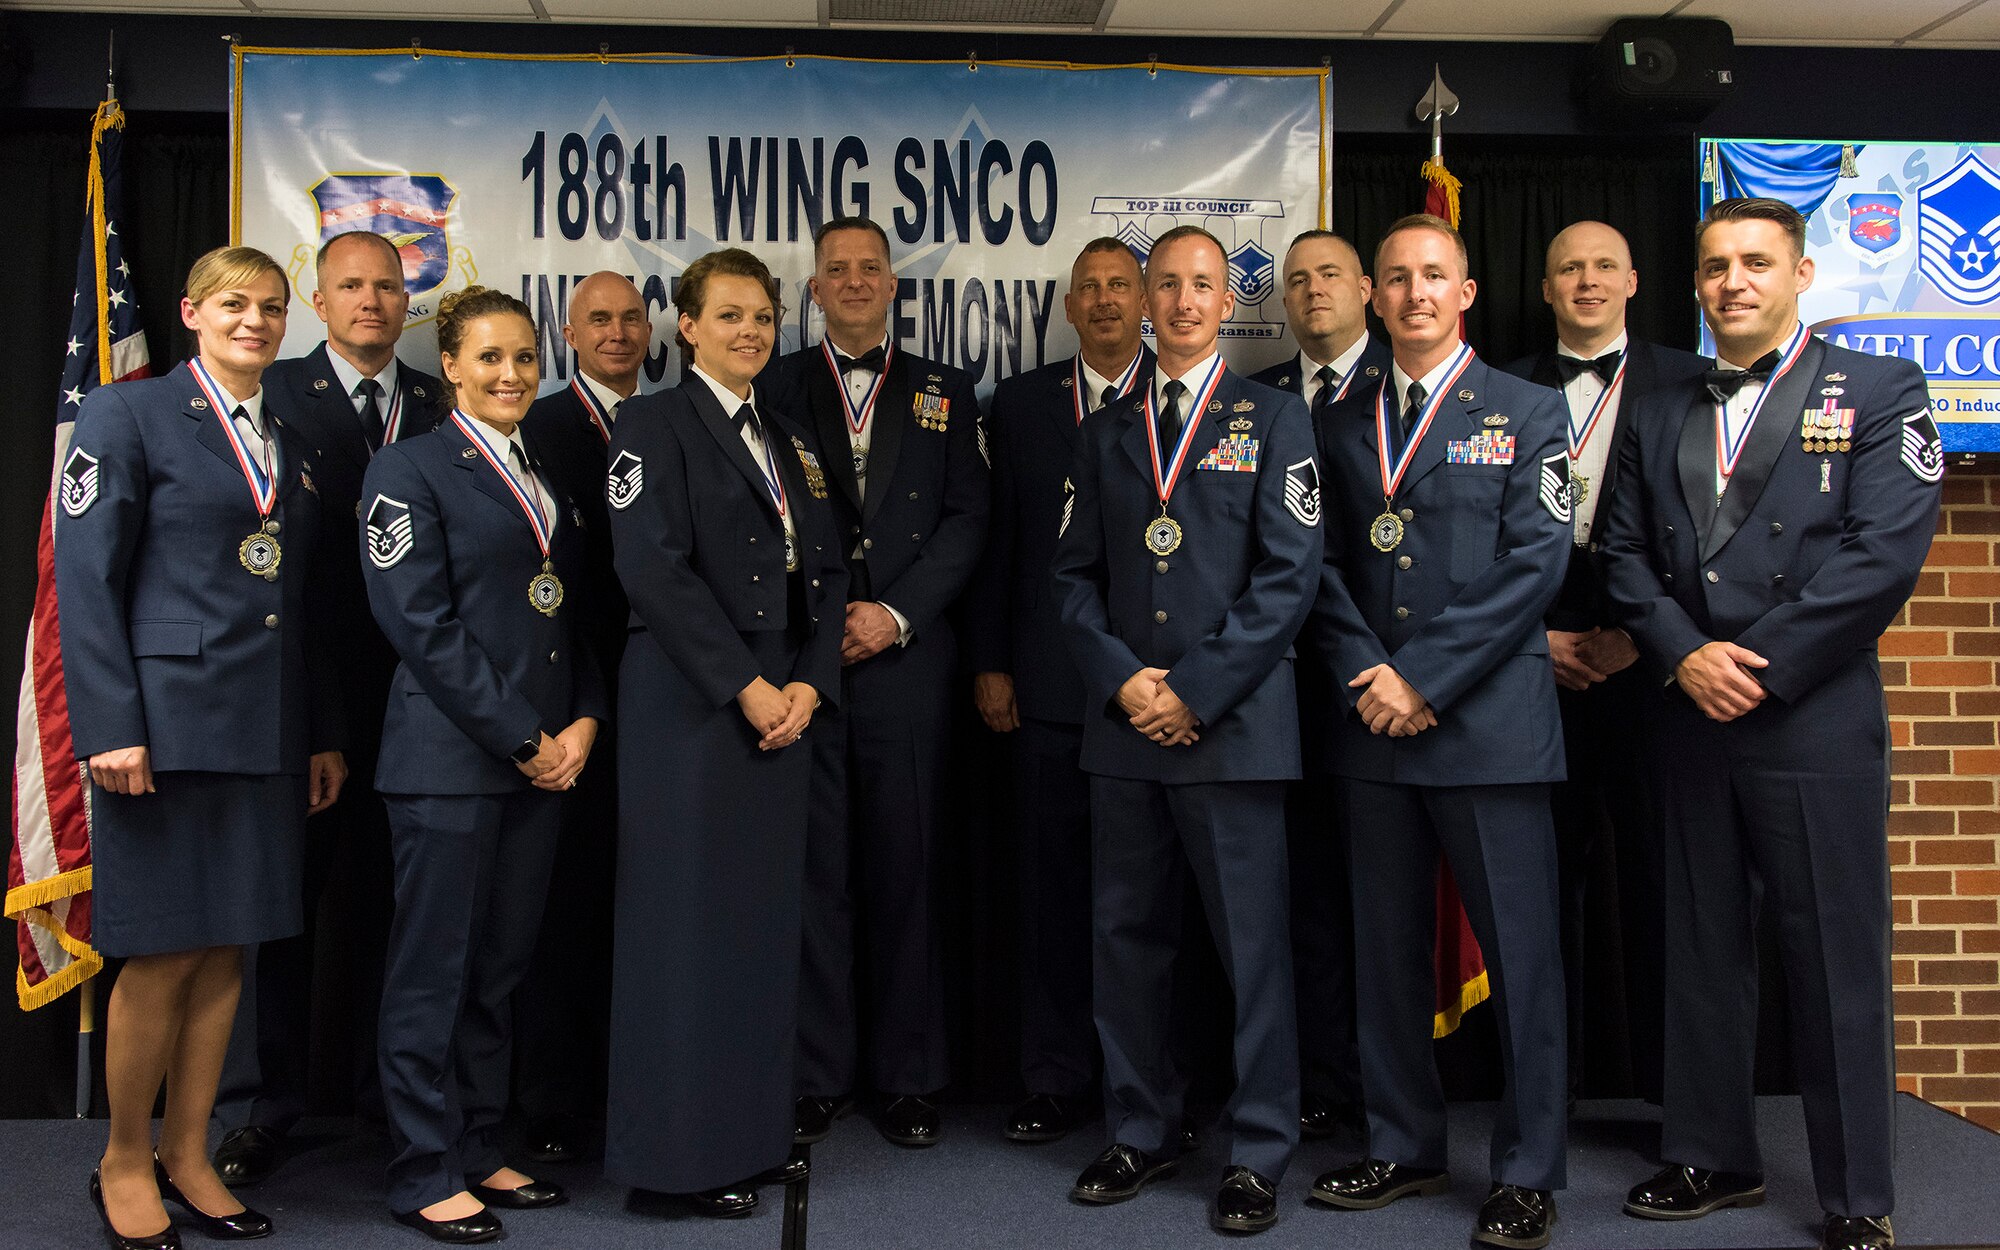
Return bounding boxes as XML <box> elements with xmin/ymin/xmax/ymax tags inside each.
<box><xmin>470</xmin><ymin>1178</ymin><xmax>567</xmax><ymax>1209</ymax></box>
<box><xmin>1473</xmin><ymin>1183</ymin><xmax>1556</xmax><ymax>1249</ymax></box>
<box><xmin>1622</xmin><ymin>1164</ymin><xmax>1765</xmax><ymax>1220</ymax></box>
<box><xmin>392</xmin><ymin>1207</ymin><xmax>502</xmax><ymax>1244</ymax></box>
<box><xmin>1070</xmin><ymin>1143</ymin><xmax>1178</xmax><ymax>1204</ymax></box>
<box><xmin>879</xmin><ymin>1095</ymin><xmax>940</xmax><ymax>1147</ymax></box>
<box><xmin>89</xmin><ymin>1170</ymin><xmax>181</xmax><ymax>1250</ymax></box>
<box><xmin>1177</xmin><ymin>1121</ymin><xmax>1202</xmax><ymax>1155</ymax></box>
<box><xmin>1004</xmin><ymin>1093</ymin><xmax>1075</xmax><ymax>1143</ymax></box>
<box><xmin>211</xmin><ymin>1127</ymin><xmax>282</xmax><ymax>1188</ymax></box>
<box><xmin>519</xmin><ymin>1116</ymin><xmax>584</xmax><ymax>1164</ymax></box>
<box><xmin>1211</xmin><ymin>1165</ymin><xmax>1279</xmax><ymax>1234</ymax></box>
<box><xmin>681</xmin><ymin>1184</ymin><xmax>758</xmax><ymax>1218</ymax></box>
<box><xmin>154</xmin><ymin>1157</ymin><xmax>271</xmax><ymax>1239</ymax></box>
<box><xmin>1308</xmin><ymin>1158</ymin><xmax>1449</xmax><ymax>1210</ymax></box>
<box><xmin>1822</xmin><ymin>1214</ymin><xmax>1894</xmax><ymax>1250</ymax></box>
<box><xmin>1299</xmin><ymin>1093</ymin><xmax>1358</xmax><ymax>1140</ymax></box>
<box><xmin>753</xmin><ymin>1146</ymin><xmax>812</xmax><ymax>1187</ymax></box>
<box><xmin>794</xmin><ymin>1095</ymin><xmax>852</xmax><ymax>1145</ymax></box>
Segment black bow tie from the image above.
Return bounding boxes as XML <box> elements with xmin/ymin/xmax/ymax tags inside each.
<box><xmin>1704</xmin><ymin>349</ymin><xmax>1782</xmax><ymax>404</ymax></box>
<box><xmin>1554</xmin><ymin>350</ymin><xmax>1622</xmax><ymax>385</ymax></box>
<box><xmin>836</xmin><ymin>346</ymin><xmax>886</xmax><ymax>375</ymax></box>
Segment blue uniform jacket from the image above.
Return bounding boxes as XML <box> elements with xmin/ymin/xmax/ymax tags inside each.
<box><xmin>762</xmin><ymin>345</ymin><xmax>988</xmax><ymax>633</ymax></box>
<box><xmin>1599</xmin><ymin>337</ymin><xmax>1943</xmax><ymax>704</ymax></box>
<box><xmin>54</xmin><ymin>361</ymin><xmax>339</xmax><ymax>774</ymax></box>
<box><xmin>1306</xmin><ymin>355</ymin><xmax>1571</xmax><ymax>785</ymax></box>
<box><xmin>265</xmin><ymin>344</ymin><xmax>441</xmax><ymax>770</ymax></box>
<box><xmin>606</xmin><ymin>376</ymin><xmax>848</xmax><ymax>707</ymax></box>
<box><xmin>360</xmin><ymin>417</ymin><xmax>608</xmax><ymax>795</ymax></box>
<box><xmin>965</xmin><ymin>348</ymin><xmax>1154</xmax><ymax>724</ymax></box>
<box><xmin>1051</xmin><ymin>366</ymin><xmax>1322</xmax><ymax>783</ymax></box>
<box><xmin>1246</xmin><ymin>333</ymin><xmax>1395</xmax><ymax>421</ymax></box>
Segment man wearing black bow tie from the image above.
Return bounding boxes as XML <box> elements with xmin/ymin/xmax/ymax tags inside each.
<box><xmin>1502</xmin><ymin>222</ymin><xmax>1707</xmax><ymax>1106</ymax></box>
<box><xmin>763</xmin><ymin>218</ymin><xmax>988</xmax><ymax>1149</ymax></box>
<box><xmin>1600</xmin><ymin>197</ymin><xmax>1941</xmax><ymax>1250</ymax></box>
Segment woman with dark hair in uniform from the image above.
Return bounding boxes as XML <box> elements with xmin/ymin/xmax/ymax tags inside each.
<box><xmin>57</xmin><ymin>245</ymin><xmax>347</xmax><ymax>1249</ymax></box>
<box><xmin>603</xmin><ymin>248</ymin><xmax>847</xmax><ymax>1216</ymax></box>
<box><xmin>359</xmin><ymin>285</ymin><xmax>605</xmax><ymax>1243</ymax></box>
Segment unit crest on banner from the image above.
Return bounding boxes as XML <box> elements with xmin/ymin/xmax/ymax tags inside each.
<box><xmin>1839</xmin><ymin>192</ymin><xmax>1908</xmax><ymax>263</ymax></box>
<box><xmin>1089</xmin><ymin>195</ymin><xmax>1291</xmax><ymax>341</ymax></box>
<box><xmin>295</xmin><ymin>174</ymin><xmax>474</xmax><ymax>319</ymax></box>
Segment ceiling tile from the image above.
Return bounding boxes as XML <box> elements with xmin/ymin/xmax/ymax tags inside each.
<box><xmin>1678</xmin><ymin>0</ymin><xmax>1972</xmax><ymax>44</ymax></box>
<box><xmin>541</xmin><ymin>0</ymin><xmax>818</xmax><ymax>21</ymax></box>
<box><xmin>1912</xmin><ymin>0</ymin><xmax>2000</xmax><ymax>43</ymax></box>
<box><xmin>1103</xmin><ymin>0</ymin><xmax>1383</xmax><ymax>36</ymax></box>
<box><xmin>244</xmin><ymin>0</ymin><xmax>535</xmax><ymax>12</ymax></box>
<box><xmin>0</xmin><ymin>0</ymin><xmax>249</xmax><ymax>10</ymax></box>
<box><xmin>1382</xmin><ymin>0</ymin><xmax>1646</xmax><ymax>40</ymax></box>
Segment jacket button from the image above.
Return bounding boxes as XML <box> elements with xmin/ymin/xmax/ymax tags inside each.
<box><xmin>911</xmin><ymin>533</ymin><xmax>921</xmax><ymax>541</ymax></box>
<box><xmin>1396</xmin><ymin>555</ymin><xmax>1412</xmax><ymax>570</ymax></box>
<box><xmin>263</xmin><ymin>614</ymin><xmax>279</xmax><ymax>629</ymax></box>
<box><xmin>908</xmin><ymin>491</ymin><xmax>919</xmax><ymax>500</ymax></box>
<box><xmin>1665</xmin><ymin>524</ymin><xmax>1675</xmax><ymax>535</ymax></box>
<box><xmin>850</xmin><ymin>526</ymin><xmax>860</xmax><ymax>536</ymax></box>
<box><xmin>755</xmin><ymin>610</ymin><xmax>765</xmax><ymax>618</ymax></box>
<box><xmin>549</xmin><ymin>650</ymin><xmax>559</xmax><ymax>664</ymax></box>
<box><xmin>1589</xmin><ymin>541</ymin><xmax>1600</xmax><ymax>553</ymax></box>
<box><xmin>811</xmin><ymin>579</ymin><xmax>821</xmax><ymax>588</ymax></box>
<box><xmin>862</xmin><ymin>538</ymin><xmax>874</xmax><ymax>550</ymax></box>
<box><xmin>1706</xmin><ymin>570</ymin><xmax>1719</xmax><ymax>583</ymax></box>
<box><xmin>1156</xmin><ymin>560</ymin><xmax>1169</xmax><ymax>574</ymax></box>
<box><xmin>1663</xmin><ymin>572</ymin><xmax>1674</xmax><ymax>584</ymax></box>
<box><xmin>1154</xmin><ymin>610</ymin><xmax>1168</xmax><ymax>623</ymax></box>
<box><xmin>749</xmin><ymin>535</ymin><xmax>757</xmax><ymax>544</ymax></box>
<box><xmin>1394</xmin><ymin>606</ymin><xmax>1410</xmax><ymax>620</ymax></box>
<box><xmin>1399</xmin><ymin>508</ymin><xmax>1414</xmax><ymax>522</ymax></box>
<box><xmin>1772</xmin><ymin>574</ymin><xmax>1786</xmax><ymax>586</ymax></box>
<box><xmin>263</xmin><ymin>520</ymin><xmax>280</xmax><ymax>535</ymax></box>
<box><xmin>1770</xmin><ymin>522</ymin><xmax>1784</xmax><ymax>534</ymax></box>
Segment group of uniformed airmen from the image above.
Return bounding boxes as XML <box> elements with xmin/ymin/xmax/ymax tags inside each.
<box><xmin>63</xmin><ymin>193</ymin><xmax>1942</xmax><ymax>1250</ymax></box>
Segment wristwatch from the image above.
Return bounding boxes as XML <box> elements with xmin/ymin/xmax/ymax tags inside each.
<box><xmin>509</xmin><ymin>736</ymin><xmax>541</xmax><ymax>765</ymax></box>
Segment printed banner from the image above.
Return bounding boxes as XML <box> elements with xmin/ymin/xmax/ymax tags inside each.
<box><xmin>234</xmin><ymin>49</ymin><xmax>1328</xmax><ymax>396</ymax></box>
<box><xmin>1703</xmin><ymin>138</ymin><xmax>2000</xmax><ymax>452</ymax></box>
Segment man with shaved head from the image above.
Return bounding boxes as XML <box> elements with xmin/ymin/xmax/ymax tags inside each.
<box><xmin>1502</xmin><ymin>222</ymin><xmax>1707</xmax><ymax>1108</ymax></box>
<box><xmin>512</xmin><ymin>270</ymin><xmax>655</xmax><ymax>1160</ymax></box>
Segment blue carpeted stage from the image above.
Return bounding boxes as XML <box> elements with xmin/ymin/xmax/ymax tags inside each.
<box><xmin>5</xmin><ymin>1097</ymin><xmax>1995</xmax><ymax>1249</ymax></box>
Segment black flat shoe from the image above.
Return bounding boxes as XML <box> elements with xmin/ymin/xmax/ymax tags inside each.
<box><xmin>392</xmin><ymin>1207</ymin><xmax>502</xmax><ymax>1244</ymax></box>
<box><xmin>1070</xmin><ymin>1143</ymin><xmax>1178</xmax><ymax>1204</ymax></box>
<box><xmin>211</xmin><ymin>1127</ymin><xmax>282</xmax><ymax>1188</ymax></box>
<box><xmin>89</xmin><ymin>1170</ymin><xmax>180</xmax><ymax>1250</ymax></box>
<box><xmin>1308</xmin><ymin>1158</ymin><xmax>1449</xmax><ymax>1210</ymax></box>
<box><xmin>794</xmin><ymin>1095</ymin><xmax>853</xmax><ymax>1145</ymax></box>
<box><xmin>1211</xmin><ymin>1165</ymin><xmax>1279</xmax><ymax>1234</ymax></box>
<box><xmin>1623</xmin><ymin>1164</ymin><xmax>1765</xmax><ymax>1220</ymax></box>
<box><xmin>1822</xmin><ymin>1214</ymin><xmax>1894</xmax><ymax>1250</ymax></box>
<box><xmin>1473</xmin><ymin>1183</ymin><xmax>1556</xmax><ymax>1250</ymax></box>
<box><xmin>470</xmin><ymin>1178</ymin><xmax>567</xmax><ymax>1209</ymax></box>
<box><xmin>752</xmin><ymin>1146</ymin><xmax>811</xmax><ymax>1187</ymax></box>
<box><xmin>1004</xmin><ymin>1092</ymin><xmax>1076</xmax><ymax>1143</ymax></box>
<box><xmin>682</xmin><ymin>1184</ymin><xmax>758</xmax><ymax>1218</ymax></box>
<box><xmin>879</xmin><ymin>1095</ymin><xmax>940</xmax><ymax>1147</ymax></box>
<box><xmin>154</xmin><ymin>1158</ymin><xmax>271</xmax><ymax>1239</ymax></box>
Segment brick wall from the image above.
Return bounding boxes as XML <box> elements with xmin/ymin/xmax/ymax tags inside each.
<box><xmin>1883</xmin><ymin>465</ymin><xmax>2000</xmax><ymax>1132</ymax></box>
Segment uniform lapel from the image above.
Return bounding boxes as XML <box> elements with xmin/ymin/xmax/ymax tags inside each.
<box><xmin>1676</xmin><ymin>386</ymin><xmax>1716</xmax><ymax>552</ymax></box>
<box><xmin>1397</xmin><ymin>357</ymin><xmax>1487</xmax><ymax>493</ymax></box>
<box><xmin>1703</xmin><ymin>336</ymin><xmax>1825</xmax><ymax>561</ymax></box>
<box><xmin>453</xmin><ymin>418</ymin><xmax>536</xmax><ymax>532</ymax></box>
<box><xmin>862</xmin><ymin>350</ymin><xmax>910</xmax><ymax>525</ymax></box>
<box><xmin>1528</xmin><ymin>349</ymin><xmax>1563</xmax><ymax>392</ymax></box>
<box><xmin>1600</xmin><ymin>340</ymin><xmax>1654</xmax><ymax>506</ymax></box>
<box><xmin>1117</xmin><ymin>391</ymin><xmax>1153</xmax><ymax>481</ymax></box>
<box><xmin>301</xmin><ymin>346</ymin><xmax>374</xmax><ymax>472</ymax></box>
<box><xmin>805</xmin><ymin>351</ymin><xmax>864</xmax><ymax>512</ymax></box>
<box><xmin>688</xmin><ymin>376</ymin><xmax>783</xmax><ymax>521</ymax></box>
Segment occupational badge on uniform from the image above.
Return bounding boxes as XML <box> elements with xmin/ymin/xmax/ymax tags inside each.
<box><xmin>796</xmin><ymin>446</ymin><xmax>829</xmax><ymax>499</ymax></box>
<box><xmin>1229</xmin><ymin>416</ymin><xmax>1254</xmax><ymax>432</ymax></box>
<box><xmin>461</xmin><ymin>447</ymin><xmax>480</xmax><ymax>459</ymax></box>
<box><xmin>1821</xmin><ymin>458</ymin><xmax>1834</xmax><ymax>493</ymax></box>
<box><xmin>1800</xmin><ymin>402</ymin><xmax>1855</xmax><ymax>453</ymax></box>
<box><xmin>190</xmin><ymin>397</ymin><xmax>208</xmax><ymax>411</ymax></box>
<box><xmin>300</xmin><ymin>469</ymin><xmax>317</xmax><ymax>496</ymax></box>
<box><xmin>1483</xmin><ymin>413</ymin><xmax>1509</xmax><ymax>427</ymax></box>
<box><xmin>571</xmin><ymin>505</ymin><xmax>584</xmax><ymax>529</ymax></box>
<box><xmin>606</xmin><ymin>450</ymin><xmax>645</xmax><ymax>510</ymax></box>
<box><xmin>1059</xmin><ymin>476</ymin><xmax>1075</xmax><ymax>539</ymax></box>
<box><xmin>1446</xmin><ymin>432</ymin><xmax>1515</xmax><ymax>466</ymax></box>
<box><xmin>1284</xmin><ymin>458</ymin><xmax>1322</xmax><ymax>527</ymax></box>
<box><xmin>365</xmin><ymin>494</ymin><xmax>414</xmax><ymax>569</ymax></box>
<box><xmin>1826</xmin><ymin>372</ymin><xmax>1848</xmax><ymax>382</ymax></box>
<box><xmin>927</xmin><ymin>373</ymin><xmax>943</xmax><ymax>383</ymax></box>
<box><xmin>1364</xmin><ymin>366</ymin><xmax>1381</xmax><ymax>378</ymax></box>
<box><xmin>311</xmin><ymin>377</ymin><xmax>328</xmax><ymax>392</ymax></box>
<box><xmin>59</xmin><ymin>447</ymin><xmax>99</xmax><ymax>517</ymax></box>
<box><xmin>977</xmin><ymin>416</ymin><xmax>991</xmax><ymax>467</ymax></box>
<box><xmin>1060</xmin><ymin>375</ymin><xmax>1074</xmax><ymax>389</ymax></box>
<box><xmin>1206</xmin><ymin>400</ymin><xmax>1223</xmax><ymax>414</ymax></box>
<box><xmin>1821</xmin><ymin>386</ymin><xmax>1846</xmax><ymax>397</ymax></box>
<box><xmin>413</xmin><ymin>386</ymin><xmax>427</xmax><ymax>399</ymax></box>
<box><xmin>914</xmin><ymin>391</ymin><xmax>951</xmax><ymax>432</ymax></box>
<box><xmin>1901</xmin><ymin>408</ymin><xmax>1946</xmax><ymax>483</ymax></box>
<box><xmin>1538</xmin><ymin>451</ymin><xmax>1573</xmax><ymax>524</ymax></box>
<box><xmin>1198</xmin><ymin>433</ymin><xmax>1260</xmax><ymax>472</ymax></box>
<box><xmin>1233</xmin><ymin>399</ymin><xmax>1255</xmax><ymax>413</ymax></box>
<box><xmin>1458</xmin><ymin>389</ymin><xmax>1475</xmax><ymax>402</ymax></box>
<box><xmin>1275</xmin><ymin>374</ymin><xmax>1293</xmax><ymax>388</ymax></box>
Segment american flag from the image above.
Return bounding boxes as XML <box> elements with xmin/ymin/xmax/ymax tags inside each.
<box><xmin>7</xmin><ymin>99</ymin><xmax>151</xmax><ymax>1009</ymax></box>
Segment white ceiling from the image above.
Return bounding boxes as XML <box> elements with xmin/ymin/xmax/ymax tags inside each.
<box><xmin>6</xmin><ymin>0</ymin><xmax>2000</xmax><ymax>49</ymax></box>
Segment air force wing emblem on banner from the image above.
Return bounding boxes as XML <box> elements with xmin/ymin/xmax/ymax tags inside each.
<box><xmin>1283</xmin><ymin>458</ymin><xmax>1321</xmax><ymax>527</ymax></box>
<box><xmin>60</xmin><ymin>447</ymin><xmax>99</xmax><ymax>517</ymax></box>
<box><xmin>310</xmin><ymin>174</ymin><xmax>457</xmax><ymax>299</ymax></box>
<box><xmin>1228</xmin><ymin>240</ymin><xmax>1276</xmax><ymax>304</ymax></box>
<box><xmin>1901</xmin><ymin>408</ymin><xmax>1947</xmax><ymax>483</ymax></box>
<box><xmin>1539</xmin><ymin>451</ymin><xmax>1573</xmax><ymax>524</ymax></box>
<box><xmin>606</xmin><ymin>450</ymin><xmax>644</xmax><ymax>510</ymax></box>
<box><xmin>365</xmin><ymin>494</ymin><xmax>414</xmax><ymax>570</ymax></box>
<box><xmin>1843</xmin><ymin>192</ymin><xmax>1908</xmax><ymax>261</ymax></box>
<box><xmin>1918</xmin><ymin>153</ymin><xmax>2000</xmax><ymax>305</ymax></box>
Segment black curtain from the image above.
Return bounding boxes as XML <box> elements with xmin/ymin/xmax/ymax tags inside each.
<box><xmin>2</xmin><ymin>113</ymin><xmax>1730</xmax><ymax>1118</ymax></box>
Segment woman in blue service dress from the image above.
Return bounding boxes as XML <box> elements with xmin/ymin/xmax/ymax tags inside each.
<box><xmin>359</xmin><ymin>286</ymin><xmax>606</xmax><ymax>1244</ymax></box>
<box><xmin>56</xmin><ymin>245</ymin><xmax>347</xmax><ymax>1249</ymax></box>
<box><xmin>603</xmin><ymin>247</ymin><xmax>847</xmax><ymax>1217</ymax></box>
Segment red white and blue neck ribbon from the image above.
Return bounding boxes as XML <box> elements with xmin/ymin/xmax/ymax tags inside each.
<box><xmin>822</xmin><ymin>339</ymin><xmax>892</xmax><ymax>440</ymax></box>
<box><xmin>1145</xmin><ymin>358</ymin><xmax>1227</xmax><ymax>509</ymax></box>
<box><xmin>1072</xmin><ymin>350</ymin><xmax>1145</xmax><ymax>426</ymax></box>
<box><xmin>191</xmin><ymin>357</ymin><xmax>278</xmax><ymax>519</ymax></box>
<box><xmin>1715</xmin><ymin>322</ymin><xmax>1809</xmax><ymax>490</ymax></box>
<box><xmin>1374</xmin><ymin>342</ymin><xmax>1474</xmax><ymax>502</ymax></box>
<box><xmin>374</xmin><ymin>375</ymin><xmax>407</xmax><ymax>447</ymax></box>
<box><xmin>451</xmin><ymin>410</ymin><xmax>552</xmax><ymax>557</ymax></box>
<box><xmin>1316</xmin><ymin>353</ymin><xmax>1361</xmax><ymax>407</ymax></box>
<box><xmin>747</xmin><ymin>406</ymin><xmax>790</xmax><ymax>521</ymax></box>
<box><xmin>1562</xmin><ymin>351</ymin><xmax>1627</xmax><ymax>461</ymax></box>
<box><xmin>570</xmin><ymin>377</ymin><xmax>615</xmax><ymax>445</ymax></box>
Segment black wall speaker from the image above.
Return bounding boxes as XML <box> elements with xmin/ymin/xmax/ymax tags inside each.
<box><xmin>1585</xmin><ymin>17</ymin><xmax>1736</xmax><ymax>122</ymax></box>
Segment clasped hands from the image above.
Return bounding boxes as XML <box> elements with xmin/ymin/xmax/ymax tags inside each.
<box><xmin>1118</xmin><ymin>667</ymin><xmax>1199</xmax><ymax>747</ymax></box>
<box><xmin>1349</xmin><ymin>664</ymin><xmax>1436</xmax><ymax>737</ymax></box>
<box><xmin>1675</xmin><ymin>640</ymin><xmax>1769</xmax><ymax>723</ymax></box>
<box><xmin>514</xmin><ymin>718</ymin><xmax>601</xmax><ymax>789</ymax></box>
<box><xmin>737</xmin><ymin>678</ymin><xmax>819</xmax><ymax>751</ymax></box>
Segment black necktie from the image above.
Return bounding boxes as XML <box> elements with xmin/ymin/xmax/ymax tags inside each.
<box><xmin>1554</xmin><ymin>351</ymin><xmax>1622</xmax><ymax>386</ymax></box>
<box><xmin>736</xmin><ymin>402</ymin><xmax>765</xmax><ymax>444</ymax></box>
<box><xmin>356</xmin><ymin>378</ymin><xmax>385</xmax><ymax>452</ymax></box>
<box><xmin>1099</xmin><ymin>384</ymin><xmax>1119</xmax><ymax>412</ymax></box>
<box><xmin>836</xmin><ymin>346</ymin><xmax>886</xmax><ymax>375</ymax></box>
<box><xmin>1401</xmin><ymin>382</ymin><xmax>1426</xmax><ymax>445</ymax></box>
<box><xmin>1704</xmin><ymin>348</ymin><xmax>1782</xmax><ymax>404</ymax></box>
<box><xmin>1158</xmin><ymin>379</ymin><xmax>1186</xmax><ymax>453</ymax></box>
<box><xmin>1312</xmin><ymin>364</ymin><xmax>1339</xmax><ymax>413</ymax></box>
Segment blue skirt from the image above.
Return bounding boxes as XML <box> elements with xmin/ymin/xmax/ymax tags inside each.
<box><xmin>89</xmin><ymin>771</ymin><xmax>305</xmax><ymax>957</ymax></box>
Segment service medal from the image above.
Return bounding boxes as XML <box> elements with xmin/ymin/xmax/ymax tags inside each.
<box><xmin>786</xmin><ymin>529</ymin><xmax>801</xmax><ymax>572</ymax></box>
<box><xmin>1569</xmin><ymin>470</ymin><xmax>1589</xmax><ymax>506</ymax></box>
<box><xmin>1140</xmin><ymin>359</ymin><xmax>1227</xmax><ymax>557</ymax></box>
<box><xmin>1146</xmin><ymin>514</ymin><xmax>1184</xmax><ymax>556</ymax></box>
<box><xmin>1372</xmin><ymin>343</ymin><xmax>1473</xmax><ymax>558</ymax></box>
<box><xmin>238</xmin><ymin>532</ymin><xmax>283</xmax><ymax>581</ymax></box>
<box><xmin>1369</xmin><ymin>512</ymin><xmax>1404</xmax><ymax>552</ymax></box>
<box><xmin>852</xmin><ymin>444</ymin><xmax>868</xmax><ymax>481</ymax></box>
<box><xmin>190</xmin><ymin>359</ymin><xmax>287</xmax><ymax>581</ymax></box>
<box><xmin>528</xmin><ymin>561</ymin><xmax>565</xmax><ymax>618</ymax></box>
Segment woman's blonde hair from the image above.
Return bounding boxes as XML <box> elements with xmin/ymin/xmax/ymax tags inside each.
<box><xmin>184</xmin><ymin>246</ymin><xmax>287</xmax><ymax>307</ymax></box>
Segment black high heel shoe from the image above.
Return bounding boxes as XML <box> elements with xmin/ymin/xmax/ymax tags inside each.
<box><xmin>152</xmin><ymin>1157</ymin><xmax>272</xmax><ymax>1240</ymax></box>
<box><xmin>89</xmin><ymin>1168</ymin><xmax>180</xmax><ymax>1250</ymax></box>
